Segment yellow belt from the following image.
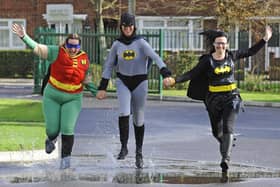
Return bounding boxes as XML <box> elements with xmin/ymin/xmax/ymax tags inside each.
<box><xmin>49</xmin><ymin>76</ymin><xmax>82</xmax><ymax>92</ymax></box>
<box><xmin>209</xmin><ymin>83</ymin><xmax>237</xmax><ymax>92</ymax></box>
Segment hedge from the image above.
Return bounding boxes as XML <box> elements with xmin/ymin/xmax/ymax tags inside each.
<box><xmin>0</xmin><ymin>50</ymin><xmax>34</xmax><ymax>78</ymax></box>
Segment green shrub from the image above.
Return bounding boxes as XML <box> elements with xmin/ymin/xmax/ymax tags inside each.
<box><xmin>164</xmin><ymin>51</ymin><xmax>198</xmax><ymax>89</ymax></box>
<box><xmin>242</xmin><ymin>66</ymin><xmax>280</xmax><ymax>92</ymax></box>
<box><xmin>0</xmin><ymin>50</ymin><xmax>34</xmax><ymax>78</ymax></box>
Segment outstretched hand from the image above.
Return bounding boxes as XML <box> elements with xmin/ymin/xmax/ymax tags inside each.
<box><xmin>263</xmin><ymin>25</ymin><xmax>272</xmax><ymax>42</ymax></box>
<box><xmin>12</xmin><ymin>23</ymin><xmax>25</xmax><ymax>38</ymax></box>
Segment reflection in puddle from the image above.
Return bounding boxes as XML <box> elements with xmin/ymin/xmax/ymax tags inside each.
<box><xmin>1</xmin><ymin>155</ymin><xmax>280</xmax><ymax>185</ymax></box>
<box><xmin>112</xmin><ymin>170</ymin><xmax>243</xmax><ymax>184</ymax></box>
<box><xmin>9</xmin><ymin>170</ymin><xmax>244</xmax><ymax>184</ymax></box>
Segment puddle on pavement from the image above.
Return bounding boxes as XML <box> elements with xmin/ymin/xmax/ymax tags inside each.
<box><xmin>1</xmin><ymin>155</ymin><xmax>280</xmax><ymax>185</ymax></box>
<box><xmin>111</xmin><ymin>171</ymin><xmax>244</xmax><ymax>184</ymax></box>
<box><xmin>9</xmin><ymin>171</ymin><xmax>244</xmax><ymax>184</ymax></box>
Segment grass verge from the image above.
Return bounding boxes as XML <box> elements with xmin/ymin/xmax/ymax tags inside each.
<box><xmin>162</xmin><ymin>89</ymin><xmax>280</xmax><ymax>102</ymax></box>
<box><xmin>0</xmin><ymin>122</ymin><xmax>45</xmax><ymax>151</ymax></box>
<box><xmin>0</xmin><ymin>99</ymin><xmax>45</xmax><ymax>151</ymax></box>
<box><xmin>0</xmin><ymin>99</ymin><xmax>44</xmax><ymax>121</ymax></box>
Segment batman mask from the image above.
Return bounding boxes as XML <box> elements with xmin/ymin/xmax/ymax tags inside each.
<box><xmin>120</xmin><ymin>12</ymin><xmax>135</xmax><ymax>27</ymax></box>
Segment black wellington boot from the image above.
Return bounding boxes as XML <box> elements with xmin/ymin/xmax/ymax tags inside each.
<box><xmin>134</xmin><ymin>124</ymin><xmax>144</xmax><ymax>169</ymax></box>
<box><xmin>220</xmin><ymin>133</ymin><xmax>234</xmax><ymax>183</ymax></box>
<box><xmin>117</xmin><ymin>116</ymin><xmax>129</xmax><ymax>160</ymax></box>
<box><xmin>60</xmin><ymin>134</ymin><xmax>74</xmax><ymax>169</ymax></box>
<box><xmin>45</xmin><ymin>136</ymin><xmax>57</xmax><ymax>154</ymax></box>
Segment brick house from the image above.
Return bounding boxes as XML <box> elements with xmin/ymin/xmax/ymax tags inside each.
<box><xmin>1</xmin><ymin>0</ymin><xmax>280</xmax><ymax>74</ymax></box>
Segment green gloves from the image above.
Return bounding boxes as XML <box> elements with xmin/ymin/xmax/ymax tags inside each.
<box><xmin>85</xmin><ymin>82</ymin><xmax>98</xmax><ymax>96</ymax></box>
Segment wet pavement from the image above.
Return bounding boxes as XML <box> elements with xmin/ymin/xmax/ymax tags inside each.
<box><xmin>0</xmin><ymin>79</ymin><xmax>280</xmax><ymax>186</ymax></box>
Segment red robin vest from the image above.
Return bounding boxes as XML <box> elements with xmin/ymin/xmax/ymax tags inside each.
<box><xmin>49</xmin><ymin>47</ymin><xmax>89</xmax><ymax>93</ymax></box>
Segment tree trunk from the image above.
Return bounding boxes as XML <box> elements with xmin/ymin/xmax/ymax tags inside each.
<box><xmin>94</xmin><ymin>0</ymin><xmax>107</xmax><ymax>64</ymax></box>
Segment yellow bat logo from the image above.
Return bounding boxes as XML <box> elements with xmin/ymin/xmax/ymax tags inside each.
<box><xmin>122</xmin><ymin>50</ymin><xmax>136</xmax><ymax>60</ymax></box>
<box><xmin>214</xmin><ymin>66</ymin><xmax>231</xmax><ymax>74</ymax></box>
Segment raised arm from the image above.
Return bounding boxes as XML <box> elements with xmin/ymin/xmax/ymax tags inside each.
<box><xmin>12</xmin><ymin>23</ymin><xmax>48</xmax><ymax>59</ymax></box>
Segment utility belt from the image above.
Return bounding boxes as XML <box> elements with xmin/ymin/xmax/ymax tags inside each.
<box><xmin>206</xmin><ymin>83</ymin><xmax>244</xmax><ymax>113</ymax></box>
<box><xmin>49</xmin><ymin>76</ymin><xmax>82</xmax><ymax>93</ymax></box>
<box><xmin>208</xmin><ymin>83</ymin><xmax>237</xmax><ymax>93</ymax></box>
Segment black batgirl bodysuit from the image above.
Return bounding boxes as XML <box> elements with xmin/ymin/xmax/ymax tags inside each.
<box><xmin>175</xmin><ymin>39</ymin><xmax>267</xmax><ymax>136</ymax></box>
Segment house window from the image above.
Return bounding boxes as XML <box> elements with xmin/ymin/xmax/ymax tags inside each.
<box><xmin>238</xmin><ymin>30</ymin><xmax>250</xmax><ymax>70</ymax></box>
<box><xmin>228</xmin><ymin>31</ymin><xmax>237</xmax><ymax>50</ymax></box>
<box><xmin>137</xmin><ymin>17</ymin><xmax>203</xmax><ymax>51</ymax></box>
<box><xmin>0</xmin><ymin>19</ymin><xmax>26</xmax><ymax>49</ymax></box>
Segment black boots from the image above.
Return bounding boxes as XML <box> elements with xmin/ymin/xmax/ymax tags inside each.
<box><xmin>117</xmin><ymin>116</ymin><xmax>129</xmax><ymax>160</ymax></box>
<box><xmin>134</xmin><ymin>124</ymin><xmax>144</xmax><ymax>169</ymax></box>
<box><xmin>45</xmin><ymin>137</ymin><xmax>56</xmax><ymax>154</ymax></box>
<box><xmin>220</xmin><ymin>133</ymin><xmax>234</xmax><ymax>182</ymax></box>
<box><xmin>60</xmin><ymin>134</ymin><xmax>74</xmax><ymax>169</ymax></box>
<box><xmin>117</xmin><ymin>115</ymin><xmax>145</xmax><ymax>169</ymax></box>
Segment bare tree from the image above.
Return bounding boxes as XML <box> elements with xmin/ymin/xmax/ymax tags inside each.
<box><xmin>89</xmin><ymin>0</ymin><xmax>125</xmax><ymax>63</ymax></box>
<box><xmin>128</xmin><ymin>0</ymin><xmax>136</xmax><ymax>14</ymax></box>
<box><xmin>137</xmin><ymin>0</ymin><xmax>279</xmax><ymax>34</ymax></box>
<box><xmin>181</xmin><ymin>0</ymin><xmax>279</xmax><ymax>34</ymax></box>
<box><xmin>215</xmin><ymin>1</ymin><xmax>269</xmax><ymax>31</ymax></box>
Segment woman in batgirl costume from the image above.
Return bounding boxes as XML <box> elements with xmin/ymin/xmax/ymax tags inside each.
<box><xmin>167</xmin><ymin>26</ymin><xmax>272</xmax><ymax>182</ymax></box>
<box><xmin>12</xmin><ymin>23</ymin><xmax>97</xmax><ymax>169</ymax></box>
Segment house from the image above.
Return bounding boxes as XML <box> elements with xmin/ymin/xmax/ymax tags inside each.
<box><xmin>1</xmin><ymin>0</ymin><xmax>280</xmax><ymax>75</ymax></box>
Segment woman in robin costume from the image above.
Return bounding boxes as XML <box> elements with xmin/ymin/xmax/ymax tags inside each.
<box><xmin>12</xmin><ymin>23</ymin><xmax>97</xmax><ymax>169</ymax></box>
<box><xmin>167</xmin><ymin>26</ymin><xmax>272</xmax><ymax>182</ymax></box>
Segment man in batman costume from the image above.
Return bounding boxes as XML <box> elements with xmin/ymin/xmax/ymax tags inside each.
<box><xmin>167</xmin><ymin>26</ymin><xmax>272</xmax><ymax>182</ymax></box>
<box><xmin>96</xmin><ymin>13</ymin><xmax>172</xmax><ymax>169</ymax></box>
